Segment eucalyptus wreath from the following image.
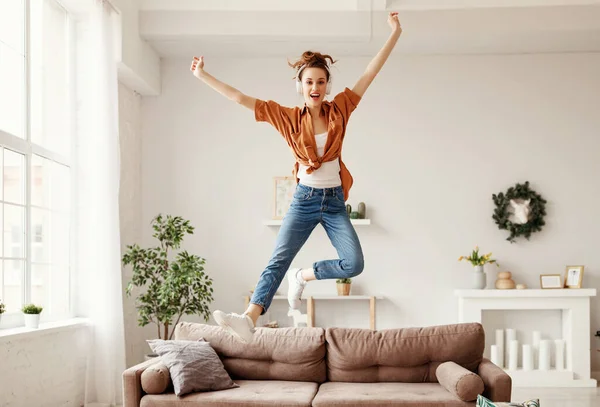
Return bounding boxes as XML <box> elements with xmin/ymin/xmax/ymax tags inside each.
<box><xmin>492</xmin><ymin>181</ymin><xmax>547</xmax><ymax>243</ymax></box>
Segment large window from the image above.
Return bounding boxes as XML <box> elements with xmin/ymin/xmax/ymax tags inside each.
<box><xmin>0</xmin><ymin>0</ymin><xmax>73</xmax><ymax>325</ymax></box>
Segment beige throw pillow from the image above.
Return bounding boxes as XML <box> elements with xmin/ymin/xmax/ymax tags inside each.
<box><xmin>436</xmin><ymin>361</ymin><xmax>485</xmax><ymax>401</ymax></box>
<box><xmin>147</xmin><ymin>339</ymin><xmax>238</xmax><ymax>397</ymax></box>
<box><xmin>141</xmin><ymin>361</ymin><xmax>170</xmax><ymax>394</ymax></box>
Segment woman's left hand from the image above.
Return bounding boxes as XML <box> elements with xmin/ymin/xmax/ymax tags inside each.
<box><xmin>388</xmin><ymin>12</ymin><xmax>402</xmax><ymax>34</ymax></box>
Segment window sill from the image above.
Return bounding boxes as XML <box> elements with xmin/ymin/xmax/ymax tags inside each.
<box><xmin>0</xmin><ymin>317</ymin><xmax>91</xmax><ymax>343</ymax></box>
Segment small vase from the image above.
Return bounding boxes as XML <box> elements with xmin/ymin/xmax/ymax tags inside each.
<box><xmin>357</xmin><ymin>202</ymin><xmax>366</xmax><ymax>219</ymax></box>
<box><xmin>472</xmin><ymin>265</ymin><xmax>486</xmax><ymax>289</ymax></box>
<box><xmin>24</xmin><ymin>314</ymin><xmax>40</xmax><ymax>329</ymax></box>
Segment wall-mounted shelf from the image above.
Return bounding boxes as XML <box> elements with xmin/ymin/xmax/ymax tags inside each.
<box><xmin>263</xmin><ymin>219</ymin><xmax>371</xmax><ymax>226</ymax></box>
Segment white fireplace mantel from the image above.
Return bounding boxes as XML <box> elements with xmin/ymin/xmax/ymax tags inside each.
<box><xmin>454</xmin><ymin>288</ymin><xmax>597</xmax><ymax>387</ymax></box>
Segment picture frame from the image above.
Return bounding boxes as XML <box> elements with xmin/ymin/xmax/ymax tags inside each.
<box><xmin>273</xmin><ymin>176</ymin><xmax>296</xmax><ymax>220</ymax></box>
<box><xmin>539</xmin><ymin>274</ymin><xmax>562</xmax><ymax>289</ymax></box>
<box><xmin>564</xmin><ymin>265</ymin><xmax>584</xmax><ymax>289</ymax></box>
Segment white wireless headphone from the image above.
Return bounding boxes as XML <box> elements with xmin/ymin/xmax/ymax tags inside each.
<box><xmin>296</xmin><ymin>64</ymin><xmax>332</xmax><ymax>95</ymax></box>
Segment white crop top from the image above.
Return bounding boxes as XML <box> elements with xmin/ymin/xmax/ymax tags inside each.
<box><xmin>297</xmin><ymin>132</ymin><xmax>341</xmax><ymax>188</ymax></box>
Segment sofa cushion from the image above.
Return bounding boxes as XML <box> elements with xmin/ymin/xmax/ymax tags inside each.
<box><xmin>141</xmin><ymin>361</ymin><xmax>170</xmax><ymax>394</ymax></box>
<box><xmin>312</xmin><ymin>382</ymin><xmax>474</xmax><ymax>407</ymax></box>
<box><xmin>174</xmin><ymin>322</ymin><xmax>327</xmax><ymax>383</ymax></box>
<box><xmin>437</xmin><ymin>361</ymin><xmax>484</xmax><ymax>401</ymax></box>
<box><xmin>140</xmin><ymin>379</ymin><xmax>318</xmax><ymax>407</ymax></box>
<box><xmin>326</xmin><ymin>322</ymin><xmax>484</xmax><ymax>383</ymax></box>
<box><xmin>147</xmin><ymin>339</ymin><xmax>238</xmax><ymax>396</ymax></box>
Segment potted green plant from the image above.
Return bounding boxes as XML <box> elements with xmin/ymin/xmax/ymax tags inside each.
<box><xmin>458</xmin><ymin>245</ymin><xmax>499</xmax><ymax>289</ymax></box>
<box><xmin>123</xmin><ymin>214</ymin><xmax>214</xmax><ymax>348</ymax></box>
<box><xmin>22</xmin><ymin>304</ymin><xmax>43</xmax><ymax>328</ymax></box>
<box><xmin>0</xmin><ymin>299</ymin><xmax>5</xmax><ymax>324</ymax></box>
<box><xmin>336</xmin><ymin>278</ymin><xmax>352</xmax><ymax>296</ymax></box>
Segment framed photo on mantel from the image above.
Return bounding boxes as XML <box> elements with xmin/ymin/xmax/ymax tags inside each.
<box><xmin>564</xmin><ymin>265</ymin><xmax>584</xmax><ymax>289</ymax></box>
<box><xmin>539</xmin><ymin>274</ymin><xmax>562</xmax><ymax>289</ymax></box>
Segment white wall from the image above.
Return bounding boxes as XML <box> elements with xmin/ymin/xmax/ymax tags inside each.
<box><xmin>0</xmin><ymin>326</ymin><xmax>90</xmax><ymax>407</ymax></box>
<box><xmin>137</xmin><ymin>53</ymin><xmax>600</xmax><ymax>370</ymax></box>
<box><xmin>112</xmin><ymin>0</ymin><xmax>161</xmax><ymax>95</ymax></box>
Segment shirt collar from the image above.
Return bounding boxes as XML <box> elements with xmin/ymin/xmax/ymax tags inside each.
<box><xmin>301</xmin><ymin>99</ymin><xmax>331</xmax><ymax>116</ymax></box>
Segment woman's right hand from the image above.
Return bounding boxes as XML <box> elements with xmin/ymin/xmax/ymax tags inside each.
<box><xmin>190</xmin><ymin>56</ymin><xmax>205</xmax><ymax>79</ymax></box>
<box><xmin>387</xmin><ymin>12</ymin><xmax>401</xmax><ymax>35</ymax></box>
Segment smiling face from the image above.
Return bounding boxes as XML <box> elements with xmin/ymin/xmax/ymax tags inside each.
<box><xmin>299</xmin><ymin>66</ymin><xmax>329</xmax><ymax>108</ymax></box>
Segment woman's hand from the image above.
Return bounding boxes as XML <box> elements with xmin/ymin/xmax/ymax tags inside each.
<box><xmin>190</xmin><ymin>56</ymin><xmax>205</xmax><ymax>79</ymax></box>
<box><xmin>388</xmin><ymin>12</ymin><xmax>402</xmax><ymax>35</ymax></box>
<box><xmin>189</xmin><ymin>55</ymin><xmax>256</xmax><ymax>111</ymax></box>
<box><xmin>351</xmin><ymin>12</ymin><xmax>402</xmax><ymax>98</ymax></box>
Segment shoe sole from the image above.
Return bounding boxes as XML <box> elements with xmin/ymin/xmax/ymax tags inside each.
<box><xmin>213</xmin><ymin>311</ymin><xmax>249</xmax><ymax>344</ymax></box>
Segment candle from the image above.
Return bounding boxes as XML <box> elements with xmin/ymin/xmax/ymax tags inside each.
<box><xmin>539</xmin><ymin>340</ymin><xmax>551</xmax><ymax>370</ymax></box>
<box><xmin>522</xmin><ymin>344</ymin><xmax>533</xmax><ymax>371</ymax></box>
<box><xmin>495</xmin><ymin>329</ymin><xmax>504</xmax><ymax>368</ymax></box>
<box><xmin>508</xmin><ymin>339</ymin><xmax>519</xmax><ymax>370</ymax></box>
<box><xmin>505</xmin><ymin>329</ymin><xmax>516</xmax><ymax>368</ymax></box>
<box><xmin>532</xmin><ymin>330</ymin><xmax>541</xmax><ymax>369</ymax></box>
<box><xmin>490</xmin><ymin>345</ymin><xmax>500</xmax><ymax>366</ymax></box>
<box><xmin>555</xmin><ymin>339</ymin><xmax>565</xmax><ymax>370</ymax></box>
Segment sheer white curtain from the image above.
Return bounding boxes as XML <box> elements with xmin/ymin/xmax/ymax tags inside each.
<box><xmin>76</xmin><ymin>0</ymin><xmax>125</xmax><ymax>405</ymax></box>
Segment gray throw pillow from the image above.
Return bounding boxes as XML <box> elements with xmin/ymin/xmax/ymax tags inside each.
<box><xmin>147</xmin><ymin>339</ymin><xmax>238</xmax><ymax>397</ymax></box>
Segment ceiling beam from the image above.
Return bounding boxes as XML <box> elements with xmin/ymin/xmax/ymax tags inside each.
<box><xmin>140</xmin><ymin>10</ymin><xmax>372</xmax><ymax>42</ymax></box>
<box><xmin>140</xmin><ymin>0</ymin><xmax>600</xmax><ymax>11</ymax></box>
<box><xmin>140</xmin><ymin>0</ymin><xmax>362</xmax><ymax>11</ymax></box>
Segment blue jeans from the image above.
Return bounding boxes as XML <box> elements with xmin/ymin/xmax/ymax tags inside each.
<box><xmin>250</xmin><ymin>183</ymin><xmax>364</xmax><ymax>314</ymax></box>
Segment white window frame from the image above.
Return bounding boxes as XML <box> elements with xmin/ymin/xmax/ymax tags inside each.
<box><xmin>0</xmin><ymin>0</ymin><xmax>76</xmax><ymax>328</ymax></box>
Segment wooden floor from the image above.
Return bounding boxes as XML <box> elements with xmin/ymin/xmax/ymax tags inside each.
<box><xmin>512</xmin><ymin>387</ymin><xmax>600</xmax><ymax>407</ymax></box>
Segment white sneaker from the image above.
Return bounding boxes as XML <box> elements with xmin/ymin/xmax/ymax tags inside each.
<box><xmin>287</xmin><ymin>268</ymin><xmax>306</xmax><ymax>310</ymax></box>
<box><xmin>213</xmin><ymin>310</ymin><xmax>255</xmax><ymax>343</ymax></box>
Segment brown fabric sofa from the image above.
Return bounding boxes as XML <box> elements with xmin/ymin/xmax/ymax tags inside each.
<box><xmin>123</xmin><ymin>322</ymin><xmax>511</xmax><ymax>407</ymax></box>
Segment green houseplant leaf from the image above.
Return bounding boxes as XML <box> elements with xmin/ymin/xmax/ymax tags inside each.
<box><xmin>22</xmin><ymin>304</ymin><xmax>43</xmax><ymax>314</ymax></box>
<box><xmin>123</xmin><ymin>214</ymin><xmax>214</xmax><ymax>340</ymax></box>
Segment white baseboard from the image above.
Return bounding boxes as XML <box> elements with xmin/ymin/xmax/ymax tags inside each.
<box><xmin>85</xmin><ymin>404</ymin><xmax>122</xmax><ymax>407</ymax></box>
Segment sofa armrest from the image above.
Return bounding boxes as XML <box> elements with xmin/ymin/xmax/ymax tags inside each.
<box><xmin>123</xmin><ymin>358</ymin><xmax>162</xmax><ymax>407</ymax></box>
<box><xmin>477</xmin><ymin>358</ymin><xmax>512</xmax><ymax>402</ymax></box>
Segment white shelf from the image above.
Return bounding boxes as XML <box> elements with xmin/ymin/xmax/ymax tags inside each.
<box><xmin>272</xmin><ymin>295</ymin><xmax>383</xmax><ymax>300</ymax></box>
<box><xmin>454</xmin><ymin>289</ymin><xmax>596</xmax><ymax>298</ymax></box>
<box><xmin>264</xmin><ymin>219</ymin><xmax>371</xmax><ymax>226</ymax></box>
<box><xmin>244</xmin><ymin>294</ymin><xmax>383</xmax><ymax>329</ymax></box>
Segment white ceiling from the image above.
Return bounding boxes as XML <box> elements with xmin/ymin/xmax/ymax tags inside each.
<box><xmin>139</xmin><ymin>0</ymin><xmax>600</xmax><ymax>57</ymax></box>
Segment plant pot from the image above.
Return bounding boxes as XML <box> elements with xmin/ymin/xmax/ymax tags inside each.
<box><xmin>336</xmin><ymin>283</ymin><xmax>351</xmax><ymax>296</ymax></box>
<box><xmin>472</xmin><ymin>265</ymin><xmax>487</xmax><ymax>289</ymax></box>
<box><xmin>144</xmin><ymin>353</ymin><xmax>159</xmax><ymax>361</ymax></box>
<box><xmin>24</xmin><ymin>314</ymin><xmax>40</xmax><ymax>329</ymax></box>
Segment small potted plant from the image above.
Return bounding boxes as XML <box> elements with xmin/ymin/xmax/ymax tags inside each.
<box><xmin>0</xmin><ymin>299</ymin><xmax>5</xmax><ymax>324</ymax></box>
<box><xmin>458</xmin><ymin>245</ymin><xmax>499</xmax><ymax>289</ymax></box>
<box><xmin>22</xmin><ymin>304</ymin><xmax>43</xmax><ymax>328</ymax></box>
<box><xmin>336</xmin><ymin>278</ymin><xmax>352</xmax><ymax>296</ymax></box>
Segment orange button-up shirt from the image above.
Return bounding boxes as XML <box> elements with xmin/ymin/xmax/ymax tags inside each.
<box><xmin>254</xmin><ymin>87</ymin><xmax>361</xmax><ymax>201</ymax></box>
